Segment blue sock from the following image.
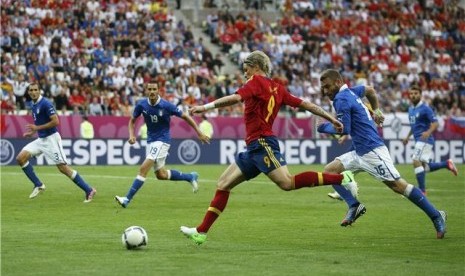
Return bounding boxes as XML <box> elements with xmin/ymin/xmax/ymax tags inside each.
<box><xmin>414</xmin><ymin>166</ymin><xmax>426</xmax><ymax>192</ymax></box>
<box><xmin>126</xmin><ymin>176</ymin><xmax>145</xmax><ymax>201</ymax></box>
<box><xmin>428</xmin><ymin>161</ymin><xmax>447</xmax><ymax>172</ymax></box>
<box><xmin>332</xmin><ymin>184</ymin><xmax>359</xmax><ymax>207</ymax></box>
<box><xmin>21</xmin><ymin>161</ymin><xmax>42</xmax><ymax>187</ymax></box>
<box><xmin>71</xmin><ymin>171</ymin><xmax>92</xmax><ymax>193</ymax></box>
<box><xmin>407</xmin><ymin>185</ymin><xmax>440</xmax><ymax>219</ymax></box>
<box><xmin>169</xmin><ymin>170</ymin><xmax>193</xmax><ymax>182</ymax></box>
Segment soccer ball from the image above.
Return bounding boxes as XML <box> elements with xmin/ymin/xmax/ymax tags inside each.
<box><xmin>122</xmin><ymin>226</ymin><xmax>148</xmax><ymax>249</ymax></box>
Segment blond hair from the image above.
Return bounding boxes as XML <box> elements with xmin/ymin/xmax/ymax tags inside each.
<box><xmin>244</xmin><ymin>50</ymin><xmax>272</xmax><ymax>76</ymax></box>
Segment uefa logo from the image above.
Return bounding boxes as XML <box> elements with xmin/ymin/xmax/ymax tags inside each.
<box><xmin>0</xmin><ymin>139</ymin><xmax>15</xmax><ymax>165</ymax></box>
<box><xmin>391</xmin><ymin>117</ymin><xmax>403</xmax><ymax>133</ymax></box>
<box><xmin>177</xmin><ymin>139</ymin><xmax>201</xmax><ymax>165</ymax></box>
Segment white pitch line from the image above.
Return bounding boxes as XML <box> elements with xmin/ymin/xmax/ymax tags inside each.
<box><xmin>2</xmin><ymin>172</ymin><xmax>455</xmax><ymax>192</ymax></box>
<box><xmin>0</xmin><ymin>171</ymin><xmax>219</xmax><ymax>183</ymax></box>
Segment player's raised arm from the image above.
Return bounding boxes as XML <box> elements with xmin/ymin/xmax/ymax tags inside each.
<box><xmin>299</xmin><ymin>100</ymin><xmax>343</xmax><ymax>133</ymax></box>
<box><xmin>181</xmin><ymin>112</ymin><xmax>211</xmax><ymax>144</ymax></box>
<box><xmin>189</xmin><ymin>94</ymin><xmax>242</xmax><ymax>115</ymax></box>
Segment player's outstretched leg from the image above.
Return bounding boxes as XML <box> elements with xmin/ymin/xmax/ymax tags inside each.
<box><xmin>189</xmin><ymin>172</ymin><xmax>199</xmax><ymax>193</ymax></box>
<box><xmin>292</xmin><ymin>170</ymin><xmax>352</xmax><ymax>189</ymax></box>
<box><xmin>84</xmin><ymin>188</ymin><xmax>97</xmax><ymax>203</ymax></box>
<box><xmin>180</xmin><ymin>189</ymin><xmax>230</xmax><ymax>244</ymax></box>
<box><xmin>168</xmin><ymin>170</ymin><xmax>199</xmax><ymax>193</ymax></box>
<box><xmin>329</xmin><ymin>171</ymin><xmax>359</xmax><ymax>202</ymax></box>
<box><xmin>180</xmin><ymin>226</ymin><xmax>207</xmax><ymax>245</ymax></box>
<box><xmin>427</xmin><ymin>159</ymin><xmax>458</xmax><ymax>176</ymax></box>
<box><xmin>20</xmin><ymin>161</ymin><xmax>45</xmax><ymax>198</ymax></box>
<box><xmin>116</xmin><ymin>175</ymin><xmax>145</xmax><ymax>208</ymax></box>
<box><xmin>328</xmin><ymin>191</ymin><xmax>342</xmax><ymax>201</ymax></box>
<box><xmin>340</xmin><ymin>203</ymin><xmax>366</xmax><ymax>226</ymax></box>
<box><xmin>115</xmin><ymin>196</ymin><xmax>129</xmax><ymax>208</ymax></box>
<box><xmin>29</xmin><ymin>184</ymin><xmax>46</xmax><ymax>199</ymax></box>
<box><xmin>403</xmin><ymin>183</ymin><xmax>447</xmax><ymax>238</ymax></box>
<box><xmin>432</xmin><ymin>210</ymin><xmax>447</xmax><ymax>239</ymax></box>
<box><xmin>56</xmin><ymin>165</ymin><xmax>96</xmax><ymax>202</ymax></box>
<box><xmin>446</xmin><ymin>159</ymin><xmax>458</xmax><ymax>176</ymax></box>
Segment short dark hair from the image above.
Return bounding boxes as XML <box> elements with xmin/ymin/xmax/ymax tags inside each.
<box><xmin>410</xmin><ymin>84</ymin><xmax>422</xmax><ymax>94</ymax></box>
<box><xmin>320</xmin><ymin>69</ymin><xmax>343</xmax><ymax>82</ymax></box>
<box><xmin>26</xmin><ymin>82</ymin><xmax>40</xmax><ymax>92</ymax></box>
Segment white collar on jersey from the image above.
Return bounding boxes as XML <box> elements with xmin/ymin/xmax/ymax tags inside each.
<box><xmin>33</xmin><ymin>96</ymin><xmax>43</xmax><ymax>105</ymax></box>
<box><xmin>147</xmin><ymin>97</ymin><xmax>161</xmax><ymax>106</ymax></box>
<box><xmin>339</xmin><ymin>84</ymin><xmax>348</xmax><ymax>92</ymax></box>
<box><xmin>414</xmin><ymin>101</ymin><xmax>424</xmax><ymax>108</ymax></box>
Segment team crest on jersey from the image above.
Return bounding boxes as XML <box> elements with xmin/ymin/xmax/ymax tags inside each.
<box><xmin>158</xmin><ymin>110</ymin><xmax>163</xmax><ymax>116</ymax></box>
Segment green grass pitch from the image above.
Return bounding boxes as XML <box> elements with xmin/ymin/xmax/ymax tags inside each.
<box><xmin>1</xmin><ymin>164</ymin><xmax>464</xmax><ymax>276</ymax></box>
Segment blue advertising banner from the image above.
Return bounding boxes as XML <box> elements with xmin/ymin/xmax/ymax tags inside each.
<box><xmin>1</xmin><ymin>138</ymin><xmax>464</xmax><ymax>166</ymax></box>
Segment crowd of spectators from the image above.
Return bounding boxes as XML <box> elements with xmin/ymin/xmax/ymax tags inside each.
<box><xmin>207</xmin><ymin>0</ymin><xmax>465</xmax><ymax>117</ymax></box>
<box><xmin>0</xmin><ymin>0</ymin><xmax>230</xmax><ymax>116</ymax></box>
<box><xmin>1</xmin><ymin>0</ymin><xmax>464</xmax><ymax>119</ymax></box>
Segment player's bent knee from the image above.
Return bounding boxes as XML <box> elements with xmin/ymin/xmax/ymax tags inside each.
<box><xmin>155</xmin><ymin>171</ymin><xmax>168</xmax><ymax>180</ymax></box>
<box><xmin>386</xmin><ymin>179</ymin><xmax>407</xmax><ymax>194</ymax></box>
<box><xmin>16</xmin><ymin>151</ymin><xmax>29</xmax><ymax>166</ymax></box>
<box><xmin>276</xmin><ymin>182</ymin><xmax>293</xmax><ymax>191</ymax></box>
<box><xmin>324</xmin><ymin>162</ymin><xmax>342</xmax><ymax>173</ymax></box>
<box><xmin>57</xmin><ymin>165</ymin><xmax>70</xmax><ymax>176</ymax></box>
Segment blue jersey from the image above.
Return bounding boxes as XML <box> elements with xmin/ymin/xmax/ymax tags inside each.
<box><xmin>133</xmin><ymin>97</ymin><xmax>183</xmax><ymax>143</ymax></box>
<box><xmin>31</xmin><ymin>96</ymin><xmax>58</xmax><ymax>138</ymax></box>
<box><xmin>408</xmin><ymin>102</ymin><xmax>437</xmax><ymax>145</ymax></box>
<box><xmin>323</xmin><ymin>85</ymin><xmax>385</xmax><ymax>155</ymax></box>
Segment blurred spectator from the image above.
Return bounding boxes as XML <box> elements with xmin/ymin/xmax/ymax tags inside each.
<box><xmin>88</xmin><ymin>96</ymin><xmax>104</xmax><ymax>116</ymax></box>
<box><xmin>0</xmin><ymin>0</ymin><xmax>462</xmax><ymax>120</ymax></box>
<box><xmin>54</xmin><ymin>89</ymin><xmax>69</xmax><ymax>114</ymax></box>
<box><xmin>138</xmin><ymin>123</ymin><xmax>147</xmax><ymax>140</ymax></box>
<box><xmin>80</xmin><ymin>116</ymin><xmax>94</xmax><ymax>139</ymax></box>
<box><xmin>199</xmin><ymin>114</ymin><xmax>214</xmax><ymax>138</ymax></box>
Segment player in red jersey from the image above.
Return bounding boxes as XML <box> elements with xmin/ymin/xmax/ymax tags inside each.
<box><xmin>180</xmin><ymin>51</ymin><xmax>352</xmax><ymax>244</ymax></box>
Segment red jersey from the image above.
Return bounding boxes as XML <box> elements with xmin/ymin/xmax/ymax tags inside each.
<box><xmin>236</xmin><ymin>75</ymin><xmax>302</xmax><ymax>145</ymax></box>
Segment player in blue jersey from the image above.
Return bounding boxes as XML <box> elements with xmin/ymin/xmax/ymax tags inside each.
<box><xmin>16</xmin><ymin>83</ymin><xmax>97</xmax><ymax>202</ymax></box>
<box><xmin>115</xmin><ymin>82</ymin><xmax>211</xmax><ymax>208</ymax></box>
<box><xmin>317</xmin><ymin>69</ymin><xmax>447</xmax><ymax>239</ymax></box>
<box><xmin>402</xmin><ymin>85</ymin><xmax>458</xmax><ymax>194</ymax></box>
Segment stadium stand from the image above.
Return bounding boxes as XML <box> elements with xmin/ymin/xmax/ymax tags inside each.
<box><xmin>0</xmin><ymin>0</ymin><xmax>464</xmax><ymax>120</ymax></box>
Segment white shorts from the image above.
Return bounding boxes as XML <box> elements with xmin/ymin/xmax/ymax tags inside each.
<box><xmin>146</xmin><ymin>141</ymin><xmax>170</xmax><ymax>171</ymax></box>
<box><xmin>412</xmin><ymin>141</ymin><xmax>433</xmax><ymax>163</ymax></box>
<box><xmin>336</xmin><ymin>146</ymin><xmax>401</xmax><ymax>181</ymax></box>
<box><xmin>23</xmin><ymin>132</ymin><xmax>68</xmax><ymax>165</ymax></box>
